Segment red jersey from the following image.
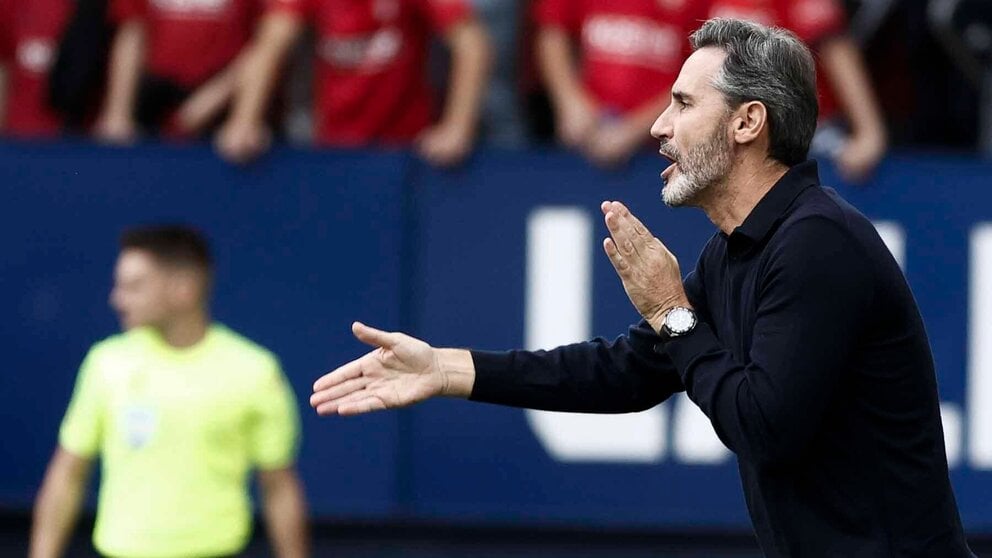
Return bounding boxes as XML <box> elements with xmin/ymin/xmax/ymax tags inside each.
<box><xmin>268</xmin><ymin>0</ymin><xmax>471</xmax><ymax>146</ymax></box>
<box><xmin>534</xmin><ymin>0</ymin><xmax>706</xmax><ymax>115</ymax></box>
<box><xmin>0</xmin><ymin>0</ymin><xmax>72</xmax><ymax>137</ymax></box>
<box><xmin>111</xmin><ymin>0</ymin><xmax>260</xmax><ymax>88</ymax></box>
<box><xmin>704</xmin><ymin>0</ymin><xmax>847</xmax><ymax>120</ymax></box>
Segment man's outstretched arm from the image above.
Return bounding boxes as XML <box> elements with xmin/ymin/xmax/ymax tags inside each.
<box><xmin>469</xmin><ymin>320</ymin><xmax>683</xmax><ymax>412</ymax></box>
<box><xmin>311</xmin><ymin>319</ymin><xmax>683</xmax><ymax>416</ymax></box>
<box><xmin>310</xmin><ymin>323</ymin><xmax>474</xmax><ymax>415</ymax></box>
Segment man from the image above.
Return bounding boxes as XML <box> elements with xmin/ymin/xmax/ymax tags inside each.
<box><xmin>0</xmin><ymin>0</ymin><xmax>73</xmax><ymax>137</ymax></box>
<box><xmin>94</xmin><ymin>0</ymin><xmax>262</xmax><ymax>142</ymax></box>
<box><xmin>30</xmin><ymin>226</ymin><xmax>308</xmax><ymax>558</ymax></box>
<box><xmin>534</xmin><ymin>0</ymin><xmax>705</xmax><ymax>167</ymax></box>
<box><xmin>310</xmin><ymin>18</ymin><xmax>974</xmax><ymax>557</ymax></box>
<box><xmin>215</xmin><ymin>0</ymin><xmax>491</xmax><ymax>167</ymax></box>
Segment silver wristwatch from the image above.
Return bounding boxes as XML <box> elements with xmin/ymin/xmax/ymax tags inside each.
<box><xmin>660</xmin><ymin>306</ymin><xmax>697</xmax><ymax>341</ymax></box>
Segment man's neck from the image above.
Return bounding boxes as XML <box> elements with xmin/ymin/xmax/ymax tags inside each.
<box><xmin>699</xmin><ymin>156</ymin><xmax>790</xmax><ymax>235</ymax></box>
<box><xmin>156</xmin><ymin>311</ymin><xmax>210</xmax><ymax>349</ymax></box>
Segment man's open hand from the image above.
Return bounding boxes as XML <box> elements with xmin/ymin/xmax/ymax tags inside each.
<box><xmin>310</xmin><ymin>322</ymin><xmax>446</xmax><ymax>416</ymax></box>
<box><xmin>601</xmin><ymin>201</ymin><xmax>690</xmax><ymax>332</ymax></box>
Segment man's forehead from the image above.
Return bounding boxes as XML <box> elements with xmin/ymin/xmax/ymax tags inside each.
<box><xmin>118</xmin><ymin>249</ymin><xmax>154</xmax><ymax>266</ymax></box>
<box><xmin>672</xmin><ymin>47</ymin><xmax>726</xmax><ymax>97</ymax></box>
<box><xmin>115</xmin><ymin>249</ymin><xmax>163</xmax><ymax>276</ymax></box>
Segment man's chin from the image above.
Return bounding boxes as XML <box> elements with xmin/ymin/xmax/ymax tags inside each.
<box><xmin>662</xmin><ymin>179</ymin><xmax>692</xmax><ymax>207</ymax></box>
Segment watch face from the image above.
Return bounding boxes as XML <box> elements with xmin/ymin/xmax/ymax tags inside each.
<box><xmin>666</xmin><ymin>307</ymin><xmax>696</xmax><ymax>334</ymax></box>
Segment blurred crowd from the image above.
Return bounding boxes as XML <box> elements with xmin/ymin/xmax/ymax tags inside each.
<box><xmin>1</xmin><ymin>0</ymin><xmax>989</xmax><ymax>180</ymax></box>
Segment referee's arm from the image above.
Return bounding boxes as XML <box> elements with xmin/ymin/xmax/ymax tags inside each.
<box><xmin>29</xmin><ymin>447</ymin><xmax>93</xmax><ymax>558</ymax></box>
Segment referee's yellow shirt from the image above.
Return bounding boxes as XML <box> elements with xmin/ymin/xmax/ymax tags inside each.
<box><xmin>59</xmin><ymin>324</ymin><xmax>300</xmax><ymax>558</ymax></box>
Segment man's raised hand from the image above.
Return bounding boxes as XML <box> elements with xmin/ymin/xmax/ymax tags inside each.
<box><xmin>601</xmin><ymin>200</ymin><xmax>691</xmax><ymax>333</ymax></box>
<box><xmin>310</xmin><ymin>322</ymin><xmax>446</xmax><ymax>416</ymax></box>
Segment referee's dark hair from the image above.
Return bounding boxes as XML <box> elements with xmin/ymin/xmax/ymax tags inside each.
<box><xmin>120</xmin><ymin>225</ymin><xmax>213</xmax><ymax>274</ymax></box>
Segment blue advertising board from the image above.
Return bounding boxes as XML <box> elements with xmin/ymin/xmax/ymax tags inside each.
<box><xmin>1</xmin><ymin>143</ymin><xmax>990</xmax><ymax>532</ymax></box>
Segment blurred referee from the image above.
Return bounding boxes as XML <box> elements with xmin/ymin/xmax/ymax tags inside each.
<box><xmin>30</xmin><ymin>226</ymin><xmax>308</xmax><ymax>558</ymax></box>
<box><xmin>310</xmin><ymin>18</ymin><xmax>974</xmax><ymax>557</ymax></box>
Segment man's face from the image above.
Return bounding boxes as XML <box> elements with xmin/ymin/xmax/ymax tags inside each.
<box><xmin>651</xmin><ymin>47</ymin><xmax>735</xmax><ymax>207</ymax></box>
<box><xmin>109</xmin><ymin>249</ymin><xmax>178</xmax><ymax>330</ymax></box>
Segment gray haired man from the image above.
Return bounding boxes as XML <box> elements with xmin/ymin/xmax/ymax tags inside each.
<box><xmin>311</xmin><ymin>19</ymin><xmax>975</xmax><ymax>558</ymax></box>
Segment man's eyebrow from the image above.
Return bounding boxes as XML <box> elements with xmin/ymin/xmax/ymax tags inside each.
<box><xmin>672</xmin><ymin>90</ymin><xmax>694</xmax><ymax>104</ymax></box>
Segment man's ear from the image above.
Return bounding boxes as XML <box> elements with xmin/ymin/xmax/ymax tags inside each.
<box><xmin>731</xmin><ymin>101</ymin><xmax>768</xmax><ymax>146</ymax></box>
<box><xmin>171</xmin><ymin>270</ymin><xmax>202</xmax><ymax>307</ymax></box>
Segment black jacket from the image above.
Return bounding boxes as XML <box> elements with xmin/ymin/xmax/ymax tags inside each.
<box><xmin>471</xmin><ymin>161</ymin><xmax>973</xmax><ymax>557</ymax></box>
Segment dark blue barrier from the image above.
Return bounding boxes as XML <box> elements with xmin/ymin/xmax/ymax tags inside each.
<box><xmin>1</xmin><ymin>142</ymin><xmax>991</xmax><ymax>532</ymax></box>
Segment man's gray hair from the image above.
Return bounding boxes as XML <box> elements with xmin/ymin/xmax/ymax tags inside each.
<box><xmin>691</xmin><ymin>18</ymin><xmax>818</xmax><ymax>166</ymax></box>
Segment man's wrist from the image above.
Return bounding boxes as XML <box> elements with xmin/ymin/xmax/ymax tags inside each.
<box><xmin>647</xmin><ymin>295</ymin><xmax>694</xmax><ymax>336</ymax></box>
<box><xmin>435</xmin><ymin>348</ymin><xmax>476</xmax><ymax>399</ymax></box>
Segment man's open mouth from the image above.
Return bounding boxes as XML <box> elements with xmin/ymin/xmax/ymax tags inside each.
<box><xmin>659</xmin><ymin>148</ymin><xmax>679</xmax><ymax>180</ymax></box>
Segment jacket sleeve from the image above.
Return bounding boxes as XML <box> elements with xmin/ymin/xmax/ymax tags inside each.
<box><xmin>469</xmin><ymin>319</ymin><xmax>684</xmax><ymax>413</ymax></box>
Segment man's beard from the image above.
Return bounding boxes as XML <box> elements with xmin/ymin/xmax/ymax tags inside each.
<box><xmin>660</xmin><ymin>121</ymin><xmax>733</xmax><ymax>208</ymax></box>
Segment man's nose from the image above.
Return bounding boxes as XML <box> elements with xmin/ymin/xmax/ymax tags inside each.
<box><xmin>650</xmin><ymin>105</ymin><xmax>674</xmax><ymax>141</ymax></box>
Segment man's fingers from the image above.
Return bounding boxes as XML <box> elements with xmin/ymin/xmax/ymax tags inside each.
<box><xmin>338</xmin><ymin>397</ymin><xmax>388</xmax><ymax>416</ymax></box>
<box><xmin>314</xmin><ymin>386</ymin><xmax>378</xmax><ymax>415</ymax></box>
<box><xmin>312</xmin><ymin>358</ymin><xmax>363</xmax><ymax>392</ymax></box>
<box><xmin>604</xmin><ymin>209</ymin><xmax>639</xmax><ymax>259</ymax></box>
<box><xmin>318</xmin><ymin>388</ymin><xmax>389</xmax><ymax>416</ymax></box>
<box><xmin>310</xmin><ymin>375</ymin><xmax>374</xmax><ymax>408</ymax></box>
<box><xmin>352</xmin><ymin>321</ymin><xmax>399</xmax><ymax>349</ymax></box>
<box><xmin>603</xmin><ymin>237</ymin><xmax>628</xmax><ymax>274</ymax></box>
<box><xmin>609</xmin><ymin>201</ymin><xmax>675</xmax><ymax>255</ymax></box>
<box><xmin>610</xmin><ymin>201</ymin><xmax>652</xmax><ymax>240</ymax></box>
